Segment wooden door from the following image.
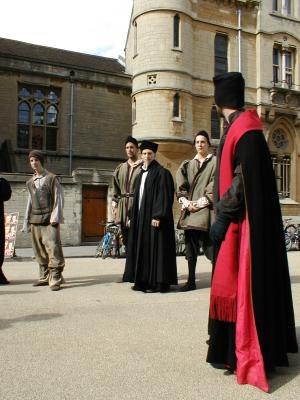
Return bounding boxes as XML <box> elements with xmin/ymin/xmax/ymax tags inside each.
<box><xmin>82</xmin><ymin>185</ymin><xmax>107</xmax><ymax>242</ymax></box>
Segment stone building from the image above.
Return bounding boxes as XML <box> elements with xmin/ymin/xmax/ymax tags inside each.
<box><xmin>0</xmin><ymin>37</ymin><xmax>132</xmax><ymax>246</ymax></box>
<box><xmin>125</xmin><ymin>0</ymin><xmax>300</xmax><ymax>217</ymax></box>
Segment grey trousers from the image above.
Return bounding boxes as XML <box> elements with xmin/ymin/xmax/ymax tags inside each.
<box><xmin>31</xmin><ymin>224</ymin><xmax>65</xmax><ymax>273</ymax></box>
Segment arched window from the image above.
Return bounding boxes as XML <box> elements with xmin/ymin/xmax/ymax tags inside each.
<box><xmin>134</xmin><ymin>21</ymin><xmax>138</xmax><ymax>56</ymax></box>
<box><xmin>47</xmin><ymin>105</ymin><xmax>58</xmax><ymax>126</ymax></box>
<box><xmin>18</xmin><ymin>102</ymin><xmax>30</xmax><ymax>124</ymax></box>
<box><xmin>17</xmin><ymin>85</ymin><xmax>60</xmax><ymax>150</ymax></box>
<box><xmin>173</xmin><ymin>14</ymin><xmax>180</xmax><ymax>48</ymax></box>
<box><xmin>173</xmin><ymin>93</ymin><xmax>180</xmax><ymax>118</ymax></box>
<box><xmin>132</xmin><ymin>98</ymin><xmax>136</xmax><ymax>123</ymax></box>
<box><xmin>270</xmin><ymin>129</ymin><xmax>292</xmax><ymax>198</ymax></box>
<box><xmin>215</xmin><ymin>34</ymin><xmax>228</xmax><ymax>75</ymax></box>
<box><xmin>33</xmin><ymin>104</ymin><xmax>44</xmax><ymax>125</ymax></box>
<box><xmin>211</xmin><ymin>105</ymin><xmax>220</xmax><ymax>139</ymax></box>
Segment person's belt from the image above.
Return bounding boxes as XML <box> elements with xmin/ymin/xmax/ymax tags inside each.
<box><xmin>118</xmin><ymin>193</ymin><xmax>134</xmax><ymax>198</ymax></box>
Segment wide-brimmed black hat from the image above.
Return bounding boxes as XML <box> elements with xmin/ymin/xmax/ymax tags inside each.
<box><xmin>213</xmin><ymin>72</ymin><xmax>245</xmax><ymax>109</ymax></box>
<box><xmin>139</xmin><ymin>140</ymin><xmax>158</xmax><ymax>153</ymax></box>
<box><xmin>124</xmin><ymin>135</ymin><xmax>138</xmax><ymax>147</ymax></box>
<box><xmin>28</xmin><ymin>150</ymin><xmax>44</xmax><ymax>165</ymax></box>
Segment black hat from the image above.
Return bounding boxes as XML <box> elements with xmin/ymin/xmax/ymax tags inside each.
<box><xmin>139</xmin><ymin>140</ymin><xmax>158</xmax><ymax>153</ymax></box>
<box><xmin>194</xmin><ymin>130</ymin><xmax>211</xmax><ymax>146</ymax></box>
<box><xmin>28</xmin><ymin>150</ymin><xmax>44</xmax><ymax>165</ymax></box>
<box><xmin>125</xmin><ymin>135</ymin><xmax>138</xmax><ymax>147</ymax></box>
<box><xmin>213</xmin><ymin>72</ymin><xmax>245</xmax><ymax>109</ymax></box>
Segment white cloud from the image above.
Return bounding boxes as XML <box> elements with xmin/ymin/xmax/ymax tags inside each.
<box><xmin>0</xmin><ymin>0</ymin><xmax>133</xmax><ymax>58</ymax></box>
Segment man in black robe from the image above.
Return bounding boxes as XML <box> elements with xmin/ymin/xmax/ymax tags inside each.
<box><xmin>207</xmin><ymin>72</ymin><xmax>298</xmax><ymax>392</ymax></box>
<box><xmin>0</xmin><ymin>177</ymin><xmax>12</xmax><ymax>284</ymax></box>
<box><xmin>123</xmin><ymin>140</ymin><xmax>177</xmax><ymax>293</ymax></box>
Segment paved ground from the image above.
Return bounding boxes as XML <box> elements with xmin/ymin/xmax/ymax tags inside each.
<box><xmin>1</xmin><ymin>253</ymin><xmax>300</xmax><ymax>400</ymax></box>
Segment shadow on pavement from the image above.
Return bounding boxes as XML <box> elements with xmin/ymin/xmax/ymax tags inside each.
<box><xmin>290</xmin><ymin>275</ymin><xmax>300</xmax><ymax>284</ymax></box>
<box><xmin>268</xmin><ymin>325</ymin><xmax>300</xmax><ymax>393</ymax></box>
<box><xmin>0</xmin><ymin>290</ymin><xmax>38</xmax><ymax>295</ymax></box>
<box><xmin>0</xmin><ymin>313</ymin><xmax>62</xmax><ymax>331</ymax></box>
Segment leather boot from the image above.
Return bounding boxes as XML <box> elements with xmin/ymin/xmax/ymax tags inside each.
<box><xmin>32</xmin><ymin>265</ymin><xmax>49</xmax><ymax>287</ymax></box>
<box><xmin>49</xmin><ymin>268</ymin><xmax>64</xmax><ymax>291</ymax></box>
<box><xmin>180</xmin><ymin>260</ymin><xmax>196</xmax><ymax>291</ymax></box>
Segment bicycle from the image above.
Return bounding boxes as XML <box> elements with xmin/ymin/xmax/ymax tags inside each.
<box><xmin>175</xmin><ymin>229</ymin><xmax>185</xmax><ymax>256</ymax></box>
<box><xmin>283</xmin><ymin>219</ymin><xmax>300</xmax><ymax>251</ymax></box>
<box><xmin>95</xmin><ymin>222</ymin><xmax>124</xmax><ymax>259</ymax></box>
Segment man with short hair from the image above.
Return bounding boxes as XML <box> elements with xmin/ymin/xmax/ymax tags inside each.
<box><xmin>176</xmin><ymin>130</ymin><xmax>216</xmax><ymax>291</ymax></box>
<box><xmin>112</xmin><ymin>136</ymin><xmax>141</xmax><ymax>248</ymax></box>
<box><xmin>123</xmin><ymin>140</ymin><xmax>177</xmax><ymax>293</ymax></box>
<box><xmin>207</xmin><ymin>72</ymin><xmax>298</xmax><ymax>392</ymax></box>
<box><xmin>23</xmin><ymin>150</ymin><xmax>65</xmax><ymax>291</ymax></box>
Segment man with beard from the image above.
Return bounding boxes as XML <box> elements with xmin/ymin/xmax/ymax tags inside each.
<box><xmin>112</xmin><ymin>136</ymin><xmax>141</xmax><ymax>248</ymax></box>
<box><xmin>123</xmin><ymin>140</ymin><xmax>177</xmax><ymax>293</ymax></box>
<box><xmin>0</xmin><ymin>177</ymin><xmax>12</xmax><ymax>284</ymax></box>
<box><xmin>207</xmin><ymin>72</ymin><xmax>298</xmax><ymax>392</ymax></box>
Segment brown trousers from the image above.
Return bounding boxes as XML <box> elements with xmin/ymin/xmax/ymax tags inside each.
<box><xmin>31</xmin><ymin>224</ymin><xmax>65</xmax><ymax>271</ymax></box>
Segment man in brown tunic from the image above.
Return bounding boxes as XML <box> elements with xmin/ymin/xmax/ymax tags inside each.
<box><xmin>23</xmin><ymin>150</ymin><xmax>65</xmax><ymax>291</ymax></box>
<box><xmin>112</xmin><ymin>136</ymin><xmax>141</xmax><ymax>248</ymax></box>
<box><xmin>176</xmin><ymin>131</ymin><xmax>216</xmax><ymax>291</ymax></box>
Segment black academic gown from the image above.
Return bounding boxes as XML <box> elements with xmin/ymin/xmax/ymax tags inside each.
<box><xmin>123</xmin><ymin>160</ymin><xmax>177</xmax><ymax>288</ymax></box>
<box><xmin>207</xmin><ymin>112</ymin><xmax>298</xmax><ymax>379</ymax></box>
<box><xmin>0</xmin><ymin>178</ymin><xmax>12</xmax><ymax>281</ymax></box>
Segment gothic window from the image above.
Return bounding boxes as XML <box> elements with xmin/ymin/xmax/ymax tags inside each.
<box><xmin>17</xmin><ymin>85</ymin><xmax>60</xmax><ymax>151</ymax></box>
<box><xmin>173</xmin><ymin>14</ymin><xmax>180</xmax><ymax>48</ymax></box>
<box><xmin>271</xmin><ymin>129</ymin><xmax>291</xmax><ymax>198</ymax></box>
<box><xmin>211</xmin><ymin>106</ymin><xmax>220</xmax><ymax>139</ymax></box>
<box><xmin>214</xmin><ymin>34</ymin><xmax>228</xmax><ymax>75</ymax></box>
<box><xmin>18</xmin><ymin>102</ymin><xmax>30</xmax><ymax>124</ymax></box>
<box><xmin>173</xmin><ymin>93</ymin><xmax>180</xmax><ymax>118</ymax></box>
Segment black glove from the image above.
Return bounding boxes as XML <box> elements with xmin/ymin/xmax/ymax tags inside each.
<box><xmin>210</xmin><ymin>214</ymin><xmax>230</xmax><ymax>244</ymax></box>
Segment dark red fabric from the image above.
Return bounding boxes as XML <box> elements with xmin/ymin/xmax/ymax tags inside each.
<box><xmin>209</xmin><ymin>110</ymin><xmax>262</xmax><ymax>322</ymax></box>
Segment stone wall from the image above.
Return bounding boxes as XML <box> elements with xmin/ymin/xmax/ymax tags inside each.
<box><xmin>2</xmin><ymin>173</ymin><xmax>82</xmax><ymax>248</ymax></box>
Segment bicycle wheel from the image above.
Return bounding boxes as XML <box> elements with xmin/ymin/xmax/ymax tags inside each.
<box><xmin>95</xmin><ymin>237</ymin><xmax>105</xmax><ymax>258</ymax></box>
<box><xmin>285</xmin><ymin>224</ymin><xmax>297</xmax><ymax>237</ymax></box>
<box><xmin>101</xmin><ymin>233</ymin><xmax>113</xmax><ymax>259</ymax></box>
<box><xmin>285</xmin><ymin>233</ymin><xmax>292</xmax><ymax>252</ymax></box>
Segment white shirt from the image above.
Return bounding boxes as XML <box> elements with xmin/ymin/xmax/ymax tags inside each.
<box><xmin>138</xmin><ymin>167</ymin><xmax>149</xmax><ymax>210</ymax></box>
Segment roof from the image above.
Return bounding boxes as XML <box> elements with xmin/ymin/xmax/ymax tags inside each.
<box><xmin>0</xmin><ymin>37</ymin><xmax>125</xmax><ymax>75</ymax></box>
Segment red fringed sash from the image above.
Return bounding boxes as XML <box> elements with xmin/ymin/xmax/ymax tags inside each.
<box><xmin>209</xmin><ymin>110</ymin><xmax>263</xmax><ymax>323</ymax></box>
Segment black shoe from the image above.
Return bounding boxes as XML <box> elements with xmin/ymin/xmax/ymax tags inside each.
<box><xmin>158</xmin><ymin>283</ymin><xmax>170</xmax><ymax>293</ymax></box>
<box><xmin>224</xmin><ymin>368</ymin><xmax>235</xmax><ymax>376</ymax></box>
<box><xmin>131</xmin><ymin>285</ymin><xmax>146</xmax><ymax>292</ymax></box>
<box><xmin>0</xmin><ymin>279</ymin><xmax>10</xmax><ymax>285</ymax></box>
<box><xmin>180</xmin><ymin>282</ymin><xmax>196</xmax><ymax>292</ymax></box>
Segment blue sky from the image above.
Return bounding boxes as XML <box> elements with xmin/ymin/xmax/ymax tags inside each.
<box><xmin>0</xmin><ymin>0</ymin><xmax>133</xmax><ymax>59</ymax></box>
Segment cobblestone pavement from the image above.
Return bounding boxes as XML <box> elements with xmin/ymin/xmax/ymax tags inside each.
<box><xmin>1</xmin><ymin>253</ymin><xmax>299</xmax><ymax>400</ymax></box>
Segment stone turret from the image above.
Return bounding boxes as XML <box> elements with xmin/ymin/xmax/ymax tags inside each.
<box><xmin>125</xmin><ymin>0</ymin><xmax>196</xmax><ymax>172</ymax></box>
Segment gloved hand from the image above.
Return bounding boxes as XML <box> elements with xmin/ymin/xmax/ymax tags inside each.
<box><xmin>210</xmin><ymin>214</ymin><xmax>230</xmax><ymax>243</ymax></box>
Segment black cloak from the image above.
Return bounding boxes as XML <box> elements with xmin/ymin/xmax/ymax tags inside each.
<box><xmin>123</xmin><ymin>160</ymin><xmax>177</xmax><ymax>288</ymax></box>
<box><xmin>207</xmin><ymin>116</ymin><xmax>298</xmax><ymax>389</ymax></box>
<box><xmin>0</xmin><ymin>178</ymin><xmax>12</xmax><ymax>279</ymax></box>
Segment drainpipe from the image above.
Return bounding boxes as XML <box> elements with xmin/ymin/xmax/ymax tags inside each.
<box><xmin>69</xmin><ymin>70</ymin><xmax>75</xmax><ymax>176</ymax></box>
<box><xmin>237</xmin><ymin>6</ymin><xmax>242</xmax><ymax>73</ymax></box>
